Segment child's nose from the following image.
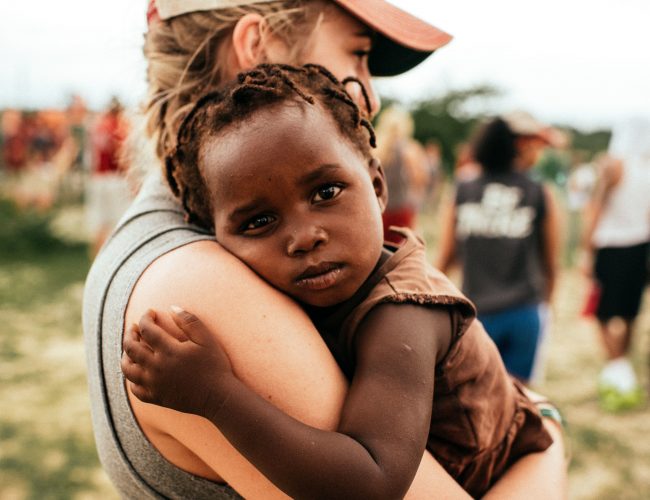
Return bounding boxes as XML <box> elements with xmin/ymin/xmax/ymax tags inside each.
<box><xmin>286</xmin><ymin>226</ymin><xmax>328</xmax><ymax>257</ymax></box>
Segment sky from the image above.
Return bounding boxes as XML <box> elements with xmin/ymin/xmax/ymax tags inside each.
<box><xmin>1</xmin><ymin>0</ymin><xmax>649</xmax><ymax>131</ymax></box>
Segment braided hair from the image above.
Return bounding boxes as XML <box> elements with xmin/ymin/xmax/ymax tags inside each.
<box><xmin>165</xmin><ymin>63</ymin><xmax>377</xmax><ymax>230</ymax></box>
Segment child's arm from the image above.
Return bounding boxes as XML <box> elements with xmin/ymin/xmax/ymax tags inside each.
<box><xmin>122</xmin><ymin>303</ymin><xmax>452</xmax><ymax>499</ymax></box>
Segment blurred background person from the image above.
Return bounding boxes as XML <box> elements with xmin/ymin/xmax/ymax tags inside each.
<box><xmin>57</xmin><ymin>95</ymin><xmax>91</xmax><ymax>202</ymax></box>
<box><xmin>565</xmin><ymin>152</ymin><xmax>597</xmax><ymax>266</ymax></box>
<box><xmin>1</xmin><ymin>109</ymin><xmax>29</xmax><ymax>198</ymax></box>
<box><xmin>581</xmin><ymin>117</ymin><xmax>650</xmax><ymax>411</ymax></box>
<box><xmin>86</xmin><ymin>97</ymin><xmax>131</xmax><ymax>256</ymax></box>
<box><xmin>422</xmin><ymin>138</ymin><xmax>444</xmax><ymax>211</ymax></box>
<box><xmin>11</xmin><ymin>110</ymin><xmax>65</xmax><ymax>211</ymax></box>
<box><xmin>453</xmin><ymin>141</ymin><xmax>482</xmax><ymax>182</ymax></box>
<box><xmin>437</xmin><ymin>111</ymin><xmax>561</xmax><ymax>384</ymax></box>
<box><xmin>375</xmin><ymin>105</ymin><xmax>430</xmax><ymax>243</ymax></box>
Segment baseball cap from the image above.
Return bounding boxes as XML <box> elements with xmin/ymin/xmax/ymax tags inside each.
<box><xmin>502</xmin><ymin>111</ymin><xmax>547</xmax><ymax>137</ymax></box>
<box><xmin>148</xmin><ymin>0</ymin><xmax>452</xmax><ymax>76</ymax></box>
<box><xmin>502</xmin><ymin>110</ymin><xmax>571</xmax><ymax>148</ymax></box>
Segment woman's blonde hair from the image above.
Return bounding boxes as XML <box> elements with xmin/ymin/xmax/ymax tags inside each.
<box><xmin>139</xmin><ymin>0</ymin><xmax>326</xmax><ymax>166</ymax></box>
<box><xmin>374</xmin><ymin>105</ymin><xmax>415</xmax><ymax>164</ymax></box>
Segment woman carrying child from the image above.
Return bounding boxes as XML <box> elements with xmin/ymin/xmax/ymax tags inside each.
<box><xmin>122</xmin><ymin>64</ymin><xmax>566</xmax><ymax>498</ymax></box>
<box><xmin>84</xmin><ymin>0</ymin><xmax>566</xmax><ymax>497</ymax></box>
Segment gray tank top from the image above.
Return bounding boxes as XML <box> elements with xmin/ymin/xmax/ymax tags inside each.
<box><xmin>82</xmin><ymin>172</ymin><xmax>242</xmax><ymax>499</ymax></box>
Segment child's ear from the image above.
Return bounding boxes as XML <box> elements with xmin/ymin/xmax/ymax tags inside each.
<box><xmin>369</xmin><ymin>158</ymin><xmax>388</xmax><ymax>212</ymax></box>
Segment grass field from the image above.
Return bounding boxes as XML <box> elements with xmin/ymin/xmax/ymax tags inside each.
<box><xmin>1</xmin><ymin>200</ymin><xmax>648</xmax><ymax>499</ymax></box>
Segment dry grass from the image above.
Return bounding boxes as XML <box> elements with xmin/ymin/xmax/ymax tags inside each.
<box><xmin>540</xmin><ymin>269</ymin><xmax>650</xmax><ymax>500</ymax></box>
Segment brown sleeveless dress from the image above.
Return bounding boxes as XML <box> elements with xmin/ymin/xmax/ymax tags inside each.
<box><xmin>312</xmin><ymin>228</ymin><xmax>553</xmax><ymax>498</ymax></box>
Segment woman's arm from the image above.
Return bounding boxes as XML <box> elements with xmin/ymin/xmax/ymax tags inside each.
<box><xmin>436</xmin><ymin>191</ymin><xmax>458</xmax><ymax>273</ymax></box>
<box><xmin>125</xmin><ymin>240</ymin><xmax>349</xmax><ymax>498</ymax></box>
<box><xmin>124</xmin><ymin>300</ymin><xmax>451</xmax><ymax>499</ymax></box>
<box><xmin>580</xmin><ymin>157</ymin><xmax>623</xmax><ymax>249</ymax></box>
<box><xmin>125</xmin><ymin>241</ymin><xmax>566</xmax><ymax>498</ymax></box>
<box><xmin>125</xmin><ymin>241</ymin><xmax>471</xmax><ymax>499</ymax></box>
<box><xmin>483</xmin><ymin>415</ymin><xmax>567</xmax><ymax>499</ymax></box>
<box><xmin>578</xmin><ymin>157</ymin><xmax>623</xmax><ymax>276</ymax></box>
<box><xmin>406</xmin><ymin>450</ymin><xmax>471</xmax><ymax>500</ymax></box>
<box><xmin>539</xmin><ymin>185</ymin><xmax>561</xmax><ymax>302</ymax></box>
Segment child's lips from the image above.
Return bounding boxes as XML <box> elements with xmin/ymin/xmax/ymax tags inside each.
<box><xmin>295</xmin><ymin>262</ymin><xmax>344</xmax><ymax>291</ymax></box>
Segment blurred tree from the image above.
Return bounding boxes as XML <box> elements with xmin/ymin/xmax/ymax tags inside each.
<box><xmin>387</xmin><ymin>85</ymin><xmax>501</xmax><ymax>176</ymax></box>
<box><xmin>0</xmin><ymin>197</ymin><xmax>86</xmax><ymax>260</ymax></box>
<box><xmin>532</xmin><ymin>149</ymin><xmax>572</xmax><ymax>186</ymax></box>
<box><xmin>531</xmin><ymin>128</ymin><xmax>611</xmax><ymax>187</ymax></box>
<box><xmin>565</xmin><ymin>128</ymin><xmax>611</xmax><ymax>160</ymax></box>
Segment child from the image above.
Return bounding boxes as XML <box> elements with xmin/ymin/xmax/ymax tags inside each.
<box><xmin>121</xmin><ymin>64</ymin><xmax>553</xmax><ymax>499</ymax></box>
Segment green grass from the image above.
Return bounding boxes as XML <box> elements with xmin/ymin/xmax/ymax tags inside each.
<box><xmin>0</xmin><ymin>421</ymin><xmax>105</xmax><ymax>500</ymax></box>
<box><xmin>0</xmin><ymin>199</ymin><xmax>118</xmax><ymax>500</ymax></box>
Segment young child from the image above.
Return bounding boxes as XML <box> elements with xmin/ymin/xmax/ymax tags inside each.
<box><xmin>121</xmin><ymin>64</ymin><xmax>554</xmax><ymax>498</ymax></box>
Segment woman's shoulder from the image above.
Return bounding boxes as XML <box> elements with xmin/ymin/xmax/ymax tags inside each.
<box><xmin>111</xmin><ymin>171</ymin><xmax>310</xmax><ymax>337</ymax></box>
<box><xmin>153</xmin><ymin>238</ymin><xmax>249</xmax><ymax>275</ymax></box>
<box><xmin>130</xmin><ymin>239</ymin><xmax>303</xmax><ymax>322</ymax></box>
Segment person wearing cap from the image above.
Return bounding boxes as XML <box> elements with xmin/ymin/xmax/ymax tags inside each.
<box><xmin>86</xmin><ymin>96</ymin><xmax>132</xmax><ymax>256</ymax></box>
<box><xmin>580</xmin><ymin>117</ymin><xmax>650</xmax><ymax>411</ymax></box>
<box><xmin>83</xmin><ymin>2</ymin><xmax>566</xmax><ymax>498</ymax></box>
<box><xmin>374</xmin><ymin>104</ymin><xmax>431</xmax><ymax>244</ymax></box>
<box><xmin>437</xmin><ymin>112</ymin><xmax>561</xmax><ymax>385</ymax></box>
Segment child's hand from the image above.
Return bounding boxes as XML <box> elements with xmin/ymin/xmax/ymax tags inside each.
<box><xmin>121</xmin><ymin>307</ymin><xmax>235</xmax><ymax>420</ymax></box>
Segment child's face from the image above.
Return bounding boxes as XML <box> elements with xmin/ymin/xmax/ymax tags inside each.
<box><xmin>201</xmin><ymin>102</ymin><xmax>387</xmax><ymax>307</ymax></box>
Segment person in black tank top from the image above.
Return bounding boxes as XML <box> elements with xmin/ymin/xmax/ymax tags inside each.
<box><xmin>437</xmin><ymin>113</ymin><xmax>561</xmax><ymax>383</ymax></box>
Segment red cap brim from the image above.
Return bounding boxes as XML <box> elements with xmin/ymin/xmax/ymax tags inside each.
<box><xmin>333</xmin><ymin>0</ymin><xmax>452</xmax><ymax>76</ymax></box>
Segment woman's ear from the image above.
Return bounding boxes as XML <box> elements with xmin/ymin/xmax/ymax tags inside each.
<box><xmin>231</xmin><ymin>14</ymin><xmax>267</xmax><ymax>70</ymax></box>
<box><xmin>231</xmin><ymin>14</ymin><xmax>289</xmax><ymax>71</ymax></box>
<box><xmin>369</xmin><ymin>158</ymin><xmax>388</xmax><ymax>212</ymax></box>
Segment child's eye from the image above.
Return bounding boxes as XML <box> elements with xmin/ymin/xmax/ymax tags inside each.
<box><xmin>242</xmin><ymin>214</ymin><xmax>276</xmax><ymax>233</ymax></box>
<box><xmin>312</xmin><ymin>184</ymin><xmax>343</xmax><ymax>203</ymax></box>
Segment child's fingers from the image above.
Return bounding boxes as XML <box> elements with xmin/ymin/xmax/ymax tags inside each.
<box><xmin>138</xmin><ymin>311</ymin><xmax>175</xmax><ymax>350</ymax></box>
<box><xmin>123</xmin><ymin>335</ymin><xmax>153</xmax><ymax>365</ymax></box>
<box><xmin>129</xmin><ymin>382</ymin><xmax>155</xmax><ymax>405</ymax></box>
<box><xmin>169</xmin><ymin>306</ymin><xmax>211</xmax><ymax>346</ymax></box>
<box><xmin>120</xmin><ymin>353</ymin><xmax>147</xmax><ymax>386</ymax></box>
<box><xmin>132</xmin><ymin>324</ymin><xmax>147</xmax><ymax>347</ymax></box>
<box><xmin>124</xmin><ymin>323</ymin><xmax>153</xmax><ymax>351</ymax></box>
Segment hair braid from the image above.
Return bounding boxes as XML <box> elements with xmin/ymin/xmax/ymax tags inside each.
<box><xmin>341</xmin><ymin>76</ymin><xmax>372</xmax><ymax>118</ymax></box>
<box><xmin>164</xmin><ymin>155</ymin><xmax>180</xmax><ymax>196</ymax></box>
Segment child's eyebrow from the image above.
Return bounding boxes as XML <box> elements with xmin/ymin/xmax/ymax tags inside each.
<box><xmin>228</xmin><ymin>199</ymin><xmax>266</xmax><ymax>221</ymax></box>
<box><xmin>297</xmin><ymin>164</ymin><xmax>343</xmax><ymax>187</ymax></box>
